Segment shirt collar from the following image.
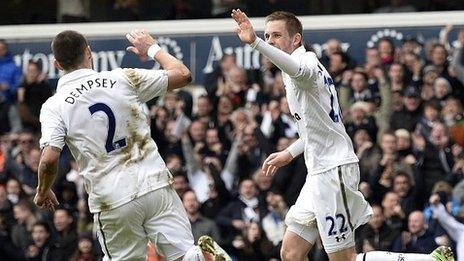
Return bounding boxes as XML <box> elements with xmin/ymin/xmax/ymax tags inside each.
<box><xmin>291</xmin><ymin>45</ymin><xmax>307</xmax><ymax>57</ymax></box>
<box><xmin>57</xmin><ymin>69</ymin><xmax>97</xmax><ymax>92</ymax></box>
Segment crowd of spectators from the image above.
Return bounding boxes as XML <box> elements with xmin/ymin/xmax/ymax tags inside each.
<box><xmin>1</xmin><ymin>0</ymin><xmax>464</xmax><ymax>25</ymax></box>
<box><xmin>1</xmin><ymin>17</ymin><xmax>464</xmax><ymax>261</ymax></box>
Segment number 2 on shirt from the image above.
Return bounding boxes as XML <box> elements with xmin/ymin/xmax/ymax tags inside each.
<box><xmin>89</xmin><ymin>103</ymin><xmax>127</xmax><ymax>153</ymax></box>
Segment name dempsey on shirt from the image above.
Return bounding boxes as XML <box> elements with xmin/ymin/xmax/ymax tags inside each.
<box><xmin>65</xmin><ymin>78</ymin><xmax>117</xmax><ymax>104</ymax></box>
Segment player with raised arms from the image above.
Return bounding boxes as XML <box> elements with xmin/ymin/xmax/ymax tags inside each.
<box><xmin>34</xmin><ymin>29</ymin><xmax>229</xmax><ymax>261</ymax></box>
<box><xmin>231</xmin><ymin>9</ymin><xmax>454</xmax><ymax>261</ymax></box>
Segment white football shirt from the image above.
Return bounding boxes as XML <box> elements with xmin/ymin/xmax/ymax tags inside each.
<box><xmin>282</xmin><ymin>46</ymin><xmax>358</xmax><ymax>175</ymax></box>
<box><xmin>40</xmin><ymin>68</ymin><xmax>171</xmax><ymax>213</ymax></box>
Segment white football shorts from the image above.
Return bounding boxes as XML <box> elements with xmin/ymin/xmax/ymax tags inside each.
<box><xmin>285</xmin><ymin>162</ymin><xmax>373</xmax><ymax>254</ymax></box>
<box><xmin>94</xmin><ymin>185</ymin><xmax>194</xmax><ymax>260</ymax></box>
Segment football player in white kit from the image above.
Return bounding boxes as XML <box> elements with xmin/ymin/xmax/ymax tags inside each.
<box><xmin>34</xmin><ymin>30</ymin><xmax>230</xmax><ymax>261</ymax></box>
<box><xmin>231</xmin><ymin>9</ymin><xmax>454</xmax><ymax>261</ymax></box>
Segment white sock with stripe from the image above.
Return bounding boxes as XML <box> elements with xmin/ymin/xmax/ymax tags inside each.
<box><xmin>356</xmin><ymin>251</ymin><xmax>434</xmax><ymax>261</ymax></box>
<box><xmin>182</xmin><ymin>246</ymin><xmax>206</xmax><ymax>261</ymax></box>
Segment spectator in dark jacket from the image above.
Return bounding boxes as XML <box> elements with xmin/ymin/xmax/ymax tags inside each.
<box><xmin>182</xmin><ymin>189</ymin><xmax>221</xmax><ymax>243</ymax></box>
<box><xmin>357</xmin><ymin>205</ymin><xmax>399</xmax><ymax>252</ymax></box>
<box><xmin>345</xmin><ymin>101</ymin><xmax>378</xmax><ymax>143</ymax></box>
<box><xmin>392</xmin><ymin>211</ymin><xmax>438</xmax><ymax>253</ymax></box>
<box><xmin>390</xmin><ymin>86</ymin><xmax>422</xmax><ymax>131</ymax></box>
<box><xmin>392</xmin><ymin>171</ymin><xmax>420</xmax><ymax>217</ymax></box>
<box><xmin>52</xmin><ymin>208</ymin><xmax>77</xmax><ymax>261</ymax></box>
<box><xmin>0</xmin><ymin>186</ymin><xmax>15</xmax><ymax>228</ymax></box>
<box><xmin>216</xmin><ymin>179</ymin><xmax>266</xmax><ymax>247</ymax></box>
<box><xmin>415</xmin><ymin>122</ymin><xmax>455</xmax><ymax>196</ymax></box>
<box><xmin>0</xmin><ymin>213</ymin><xmax>27</xmax><ymax>260</ymax></box>
<box><xmin>27</xmin><ymin>222</ymin><xmax>61</xmax><ymax>261</ymax></box>
<box><xmin>234</xmin><ymin>221</ymin><xmax>274</xmax><ymax>261</ymax></box>
<box><xmin>382</xmin><ymin>192</ymin><xmax>406</xmax><ymax>233</ymax></box>
<box><xmin>16</xmin><ymin>60</ymin><xmax>52</xmax><ymax>133</ymax></box>
<box><xmin>18</xmin><ymin>147</ymin><xmax>41</xmax><ymax>196</ymax></box>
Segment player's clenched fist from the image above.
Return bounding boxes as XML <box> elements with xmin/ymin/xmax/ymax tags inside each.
<box><xmin>34</xmin><ymin>189</ymin><xmax>59</xmax><ymax>211</ymax></box>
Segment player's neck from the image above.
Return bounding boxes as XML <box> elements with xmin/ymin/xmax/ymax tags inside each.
<box><xmin>63</xmin><ymin>64</ymin><xmax>93</xmax><ymax>75</ymax></box>
<box><xmin>289</xmin><ymin>44</ymin><xmax>302</xmax><ymax>55</ymax></box>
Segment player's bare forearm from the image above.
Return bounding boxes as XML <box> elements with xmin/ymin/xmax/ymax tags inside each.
<box><xmin>37</xmin><ymin>161</ymin><xmax>57</xmax><ymax>194</ymax></box>
<box><xmin>125</xmin><ymin>29</ymin><xmax>191</xmax><ymax>90</ymax></box>
<box><xmin>154</xmin><ymin>51</ymin><xmax>192</xmax><ymax>91</ymax></box>
<box><xmin>37</xmin><ymin>146</ymin><xmax>60</xmax><ymax>195</ymax></box>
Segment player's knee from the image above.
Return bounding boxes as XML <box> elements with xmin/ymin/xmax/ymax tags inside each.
<box><xmin>181</xmin><ymin>246</ymin><xmax>205</xmax><ymax>261</ymax></box>
<box><xmin>280</xmin><ymin>245</ymin><xmax>307</xmax><ymax>261</ymax></box>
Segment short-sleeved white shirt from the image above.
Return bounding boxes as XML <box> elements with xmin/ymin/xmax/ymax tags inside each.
<box><xmin>40</xmin><ymin>68</ymin><xmax>171</xmax><ymax>213</ymax></box>
<box><xmin>283</xmin><ymin>46</ymin><xmax>358</xmax><ymax>175</ymax></box>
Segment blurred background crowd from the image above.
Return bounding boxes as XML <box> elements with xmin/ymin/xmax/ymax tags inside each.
<box><xmin>1</xmin><ymin>0</ymin><xmax>464</xmax><ymax>24</ymax></box>
<box><xmin>1</xmin><ymin>2</ymin><xmax>464</xmax><ymax>261</ymax></box>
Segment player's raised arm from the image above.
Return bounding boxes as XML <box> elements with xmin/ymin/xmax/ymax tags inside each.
<box><xmin>231</xmin><ymin>9</ymin><xmax>300</xmax><ymax>77</ymax></box>
<box><xmin>126</xmin><ymin>29</ymin><xmax>192</xmax><ymax>91</ymax></box>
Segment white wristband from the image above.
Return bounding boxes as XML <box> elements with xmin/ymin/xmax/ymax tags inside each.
<box><xmin>147</xmin><ymin>44</ymin><xmax>162</xmax><ymax>59</ymax></box>
<box><xmin>250</xmin><ymin>37</ymin><xmax>262</xmax><ymax>49</ymax></box>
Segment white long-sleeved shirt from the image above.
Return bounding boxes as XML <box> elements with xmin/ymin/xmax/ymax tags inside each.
<box><xmin>431</xmin><ymin>203</ymin><xmax>464</xmax><ymax>261</ymax></box>
<box><xmin>254</xmin><ymin>40</ymin><xmax>358</xmax><ymax>174</ymax></box>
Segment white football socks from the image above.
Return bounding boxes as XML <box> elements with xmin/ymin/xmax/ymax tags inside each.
<box><xmin>356</xmin><ymin>251</ymin><xmax>433</xmax><ymax>261</ymax></box>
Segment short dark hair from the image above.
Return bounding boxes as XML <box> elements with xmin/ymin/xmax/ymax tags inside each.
<box><xmin>332</xmin><ymin>51</ymin><xmax>349</xmax><ymax>65</ymax></box>
<box><xmin>28</xmin><ymin>59</ymin><xmax>43</xmax><ymax>72</ymax></box>
<box><xmin>51</xmin><ymin>30</ymin><xmax>88</xmax><ymax>71</ymax></box>
<box><xmin>353</xmin><ymin>70</ymin><xmax>369</xmax><ymax>82</ymax></box>
<box><xmin>378</xmin><ymin>37</ymin><xmax>395</xmax><ymax>49</ymax></box>
<box><xmin>265</xmin><ymin>11</ymin><xmax>303</xmax><ymax>38</ymax></box>
<box><xmin>55</xmin><ymin>206</ymin><xmax>73</xmax><ymax>218</ymax></box>
<box><xmin>423</xmin><ymin>99</ymin><xmax>441</xmax><ymax>111</ymax></box>
<box><xmin>33</xmin><ymin>221</ymin><xmax>51</xmax><ymax>233</ymax></box>
<box><xmin>394</xmin><ymin>171</ymin><xmax>411</xmax><ymax>182</ymax></box>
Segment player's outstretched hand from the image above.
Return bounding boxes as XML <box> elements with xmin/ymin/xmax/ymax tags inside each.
<box><xmin>231</xmin><ymin>9</ymin><xmax>256</xmax><ymax>44</ymax></box>
<box><xmin>34</xmin><ymin>189</ymin><xmax>59</xmax><ymax>211</ymax></box>
<box><xmin>262</xmin><ymin>150</ymin><xmax>293</xmax><ymax>176</ymax></box>
<box><xmin>126</xmin><ymin>29</ymin><xmax>156</xmax><ymax>58</ymax></box>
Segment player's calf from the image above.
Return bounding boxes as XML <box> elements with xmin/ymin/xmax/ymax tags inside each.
<box><xmin>280</xmin><ymin>230</ymin><xmax>314</xmax><ymax>261</ymax></box>
<box><xmin>281</xmin><ymin>247</ymin><xmax>309</xmax><ymax>261</ymax></box>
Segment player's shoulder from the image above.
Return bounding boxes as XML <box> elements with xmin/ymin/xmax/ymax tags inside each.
<box><xmin>40</xmin><ymin>94</ymin><xmax>62</xmax><ymax>118</ymax></box>
<box><xmin>100</xmin><ymin>68</ymin><xmax>138</xmax><ymax>89</ymax></box>
<box><xmin>301</xmin><ymin>51</ymin><xmax>319</xmax><ymax>62</ymax></box>
<box><xmin>117</xmin><ymin>67</ymin><xmax>147</xmax><ymax>87</ymax></box>
<box><xmin>294</xmin><ymin>50</ymin><xmax>319</xmax><ymax>68</ymax></box>
<box><xmin>41</xmin><ymin>93</ymin><xmax>60</xmax><ymax>110</ymax></box>
<box><xmin>98</xmin><ymin>68</ymin><xmax>125</xmax><ymax>79</ymax></box>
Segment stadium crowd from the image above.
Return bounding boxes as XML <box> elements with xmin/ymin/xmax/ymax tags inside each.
<box><xmin>1</xmin><ymin>20</ymin><xmax>464</xmax><ymax>261</ymax></box>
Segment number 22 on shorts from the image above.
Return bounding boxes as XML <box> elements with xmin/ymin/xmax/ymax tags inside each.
<box><xmin>325</xmin><ymin>213</ymin><xmax>348</xmax><ymax>236</ymax></box>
